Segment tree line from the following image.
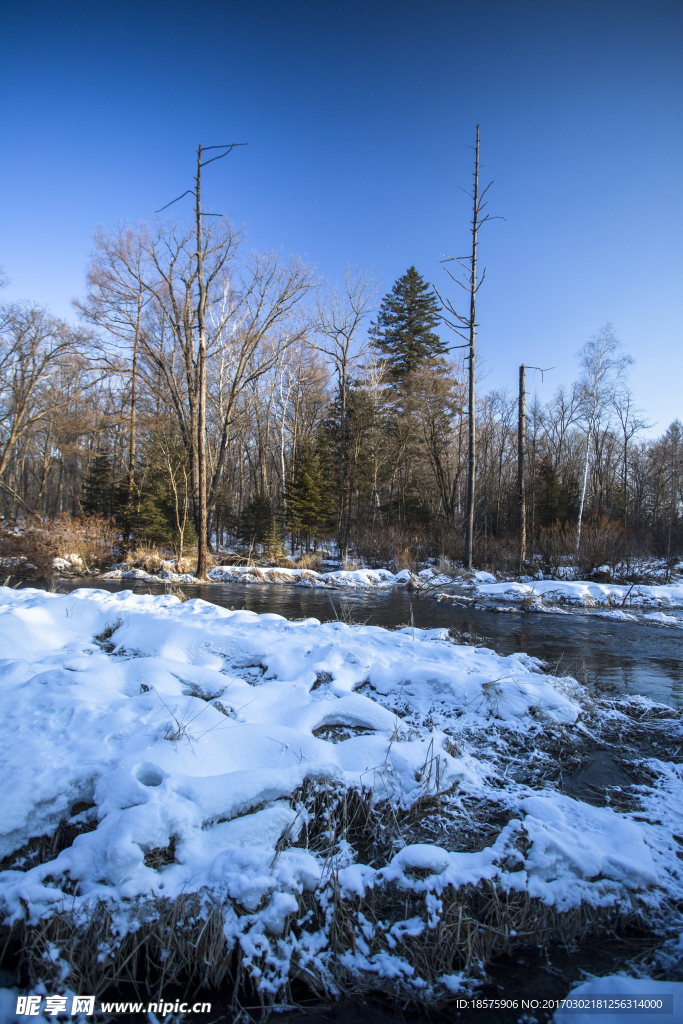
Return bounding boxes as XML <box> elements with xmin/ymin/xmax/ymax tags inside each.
<box><xmin>1</xmin><ymin>243</ymin><xmax>680</xmax><ymax>576</ymax></box>
<box><xmin>1</xmin><ymin>143</ymin><xmax>681</xmax><ymax>579</ymax></box>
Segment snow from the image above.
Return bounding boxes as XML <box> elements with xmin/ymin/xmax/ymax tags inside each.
<box><xmin>553</xmin><ymin>975</ymin><xmax>683</xmax><ymax>1024</ymax></box>
<box><xmin>1</xmin><ymin>585</ymin><xmax>681</xmax><ymax>996</ymax></box>
<box><xmin>99</xmin><ymin>564</ymin><xmax>452</xmax><ymax>590</ymax></box>
<box><xmin>470</xmin><ymin>579</ymin><xmax>683</xmax><ymax>610</ymax></box>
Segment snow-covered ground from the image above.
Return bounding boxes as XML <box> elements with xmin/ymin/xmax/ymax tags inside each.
<box><xmin>1</xmin><ymin>585</ymin><xmax>682</xmax><ymax>1003</ymax></box>
<box><xmin>466</xmin><ymin>579</ymin><xmax>683</xmax><ymax>612</ymax></box>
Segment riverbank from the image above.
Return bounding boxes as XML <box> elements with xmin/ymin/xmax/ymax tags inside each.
<box><xmin>95</xmin><ymin>562</ymin><xmax>683</xmax><ymax>611</ymax></box>
<box><xmin>99</xmin><ymin>563</ymin><xmax>457</xmax><ymax>589</ymax></box>
<box><xmin>1</xmin><ymin>585</ymin><xmax>682</xmax><ymax>1014</ymax></box>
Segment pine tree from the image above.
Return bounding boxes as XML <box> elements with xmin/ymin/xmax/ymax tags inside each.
<box><xmin>537</xmin><ymin>457</ymin><xmax>579</xmax><ymax>528</ymax></box>
<box><xmin>80</xmin><ymin>452</ymin><xmax>114</xmax><ymax>517</ymax></box>
<box><xmin>114</xmin><ymin>456</ymin><xmax>196</xmax><ymax>553</ymax></box>
<box><xmin>369</xmin><ymin>266</ymin><xmax>446</xmax><ymax>381</ymax></box>
<box><xmin>239</xmin><ymin>493</ymin><xmax>274</xmax><ymax>549</ymax></box>
<box><xmin>285</xmin><ymin>443</ymin><xmax>335</xmax><ymax>552</ymax></box>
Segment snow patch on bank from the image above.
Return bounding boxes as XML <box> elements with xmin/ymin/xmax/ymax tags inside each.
<box><xmin>99</xmin><ymin>564</ymin><xmax>453</xmax><ymax>589</ymax></box>
<box><xmin>470</xmin><ymin>579</ymin><xmax>683</xmax><ymax>610</ymax></box>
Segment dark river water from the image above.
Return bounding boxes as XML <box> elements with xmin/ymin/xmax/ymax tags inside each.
<box><xmin>40</xmin><ymin>577</ymin><xmax>683</xmax><ymax>708</ymax></box>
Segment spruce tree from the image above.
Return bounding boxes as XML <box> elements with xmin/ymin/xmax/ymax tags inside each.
<box><xmin>369</xmin><ymin>267</ymin><xmax>446</xmax><ymax>381</ymax></box>
<box><xmin>80</xmin><ymin>452</ymin><xmax>114</xmax><ymax>517</ymax></box>
<box><xmin>537</xmin><ymin>457</ymin><xmax>579</xmax><ymax>528</ymax></box>
<box><xmin>285</xmin><ymin>443</ymin><xmax>335</xmax><ymax>552</ymax></box>
<box><xmin>239</xmin><ymin>492</ymin><xmax>274</xmax><ymax>548</ymax></box>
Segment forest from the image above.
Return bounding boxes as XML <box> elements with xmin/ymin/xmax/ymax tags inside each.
<box><xmin>0</xmin><ymin>219</ymin><xmax>681</xmax><ymax>580</ymax></box>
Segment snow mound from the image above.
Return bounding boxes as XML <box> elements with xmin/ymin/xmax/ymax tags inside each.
<box><xmin>472</xmin><ymin>579</ymin><xmax>683</xmax><ymax>610</ymax></box>
<box><xmin>0</xmin><ymin>586</ymin><xmax>681</xmax><ymax>997</ymax></box>
<box><xmin>207</xmin><ymin>564</ymin><xmax>441</xmax><ymax>589</ymax></box>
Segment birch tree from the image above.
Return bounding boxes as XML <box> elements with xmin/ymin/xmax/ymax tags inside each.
<box><xmin>575</xmin><ymin>324</ymin><xmax>632</xmax><ymax>549</ymax></box>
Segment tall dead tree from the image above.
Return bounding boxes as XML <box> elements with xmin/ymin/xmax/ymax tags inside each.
<box><xmin>518</xmin><ymin>363</ymin><xmax>526</xmax><ymax>570</ymax></box>
<box><xmin>157</xmin><ymin>142</ymin><xmax>246</xmax><ymax>577</ymax></box>
<box><xmin>435</xmin><ymin>125</ymin><xmax>501</xmax><ymax>568</ymax></box>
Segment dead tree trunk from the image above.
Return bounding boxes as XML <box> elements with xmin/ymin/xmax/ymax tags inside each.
<box><xmin>435</xmin><ymin>125</ymin><xmax>500</xmax><ymax>570</ymax></box>
<box><xmin>155</xmin><ymin>141</ymin><xmax>245</xmax><ymax>577</ymax></box>
<box><xmin>464</xmin><ymin>131</ymin><xmax>480</xmax><ymax>568</ymax></box>
<box><xmin>518</xmin><ymin>363</ymin><xmax>526</xmax><ymax>570</ymax></box>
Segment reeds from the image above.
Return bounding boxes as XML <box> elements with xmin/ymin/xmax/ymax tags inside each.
<box><xmin>7</xmin><ymin>872</ymin><xmax>645</xmax><ymax>1007</ymax></box>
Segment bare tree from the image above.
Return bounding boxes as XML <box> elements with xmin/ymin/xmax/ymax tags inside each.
<box><xmin>435</xmin><ymin>125</ymin><xmax>501</xmax><ymax>568</ymax></box>
<box><xmin>0</xmin><ymin>303</ymin><xmax>95</xmax><ymax>514</ymax></box>
<box><xmin>206</xmin><ymin>248</ymin><xmax>313</xmax><ymax>515</ymax></box>
<box><xmin>575</xmin><ymin>324</ymin><xmax>633</xmax><ymax>549</ymax></box>
<box><xmin>517</xmin><ymin>365</ymin><xmax>553</xmax><ymax>568</ymax></box>
<box><xmin>313</xmin><ymin>266</ymin><xmax>378</xmax><ymax>551</ymax></box>
<box><xmin>76</xmin><ymin>225</ymin><xmax>149</xmax><ymax>505</ymax></box>
<box><xmin>612</xmin><ymin>386</ymin><xmax>650</xmax><ymax>526</ymax></box>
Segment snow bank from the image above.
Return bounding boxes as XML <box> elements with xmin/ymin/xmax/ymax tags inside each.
<box><xmin>99</xmin><ymin>564</ymin><xmax>453</xmax><ymax>590</ymax></box>
<box><xmin>471</xmin><ymin>579</ymin><xmax>683</xmax><ymax>610</ymax></box>
<box><xmin>0</xmin><ymin>586</ymin><xmax>681</xmax><ymax>997</ymax></box>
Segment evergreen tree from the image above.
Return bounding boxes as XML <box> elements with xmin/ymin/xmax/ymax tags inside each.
<box><xmin>80</xmin><ymin>452</ymin><xmax>114</xmax><ymax>517</ymax></box>
<box><xmin>369</xmin><ymin>266</ymin><xmax>446</xmax><ymax>380</ymax></box>
<box><xmin>285</xmin><ymin>442</ymin><xmax>335</xmax><ymax>552</ymax></box>
<box><xmin>239</xmin><ymin>492</ymin><xmax>274</xmax><ymax>548</ymax></box>
<box><xmin>115</xmin><ymin>456</ymin><xmax>196</xmax><ymax>553</ymax></box>
<box><xmin>126</xmin><ymin>466</ymin><xmax>172</xmax><ymax>544</ymax></box>
<box><xmin>537</xmin><ymin>457</ymin><xmax>579</xmax><ymax>527</ymax></box>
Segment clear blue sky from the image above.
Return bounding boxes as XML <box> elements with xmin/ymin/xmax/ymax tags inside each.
<box><xmin>1</xmin><ymin>0</ymin><xmax>681</xmax><ymax>433</ymax></box>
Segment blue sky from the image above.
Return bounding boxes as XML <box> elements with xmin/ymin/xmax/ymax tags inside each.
<box><xmin>1</xmin><ymin>0</ymin><xmax>681</xmax><ymax>433</ymax></box>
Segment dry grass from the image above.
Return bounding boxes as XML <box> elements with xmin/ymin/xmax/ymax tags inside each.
<box><xmin>0</xmin><ymin>515</ymin><xmax>117</xmax><ymax>578</ymax></box>
<box><xmin>174</xmin><ymin>555</ymin><xmax>196</xmax><ymax>574</ymax></box>
<box><xmin>2</xmin><ymin>779</ymin><xmax>667</xmax><ymax>1010</ymax></box>
<box><xmin>296</xmin><ymin>552</ymin><xmax>323</xmax><ymax>571</ymax></box>
<box><xmin>394</xmin><ymin>547</ymin><xmax>416</xmax><ymax>572</ymax></box>
<box><xmin>437</xmin><ymin>555</ymin><xmax>461</xmax><ymax>577</ymax></box>
<box><xmin>0</xmin><ymin>810</ymin><xmax>97</xmax><ymax>874</ymax></box>
<box><xmin>7</xmin><ymin>868</ymin><xmax>646</xmax><ymax>1008</ymax></box>
<box><xmin>117</xmin><ymin>546</ymin><xmax>230</xmax><ymax>576</ymax></box>
<box><xmin>120</xmin><ymin>542</ymin><xmax>169</xmax><ymax>574</ymax></box>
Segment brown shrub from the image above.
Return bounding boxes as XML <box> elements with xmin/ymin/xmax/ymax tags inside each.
<box><xmin>0</xmin><ymin>515</ymin><xmax>118</xmax><ymax>580</ymax></box>
<box><xmin>51</xmin><ymin>515</ymin><xmax>118</xmax><ymax>572</ymax></box>
<box><xmin>0</xmin><ymin>519</ymin><xmax>57</xmax><ymax>578</ymax></box>
<box><xmin>535</xmin><ymin>516</ymin><xmax>644</xmax><ymax>579</ymax></box>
